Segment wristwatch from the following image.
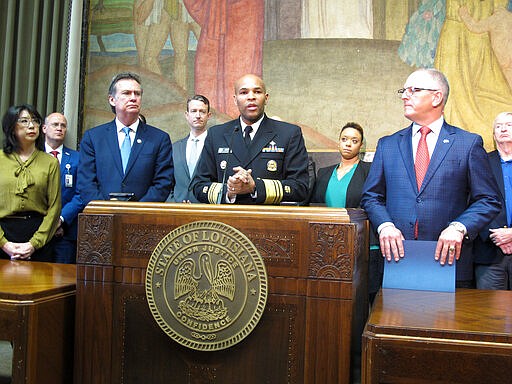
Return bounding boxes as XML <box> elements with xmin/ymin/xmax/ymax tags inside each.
<box><xmin>449</xmin><ymin>222</ymin><xmax>467</xmax><ymax>236</ymax></box>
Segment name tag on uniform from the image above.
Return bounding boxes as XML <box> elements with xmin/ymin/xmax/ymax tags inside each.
<box><xmin>218</xmin><ymin>147</ymin><xmax>230</xmax><ymax>154</ymax></box>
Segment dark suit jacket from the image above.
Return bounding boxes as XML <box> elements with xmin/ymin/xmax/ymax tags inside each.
<box><xmin>78</xmin><ymin>119</ymin><xmax>174</xmax><ymax>203</ymax></box>
<box><xmin>59</xmin><ymin>146</ymin><xmax>85</xmax><ymax>240</ymax></box>
<box><xmin>169</xmin><ymin>135</ymin><xmax>200</xmax><ymax>203</ymax></box>
<box><xmin>361</xmin><ymin>122</ymin><xmax>501</xmax><ymax>280</ymax></box>
<box><xmin>474</xmin><ymin>150</ymin><xmax>508</xmax><ymax>264</ymax></box>
<box><xmin>192</xmin><ymin>115</ymin><xmax>309</xmax><ymax>204</ymax></box>
<box><xmin>310</xmin><ymin>161</ymin><xmax>371</xmax><ymax>207</ymax></box>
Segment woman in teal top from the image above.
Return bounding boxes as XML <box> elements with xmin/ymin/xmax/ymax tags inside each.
<box><xmin>310</xmin><ymin>122</ymin><xmax>382</xmax><ymax>302</ymax></box>
<box><xmin>0</xmin><ymin>104</ymin><xmax>61</xmax><ymax>261</ymax></box>
<box><xmin>310</xmin><ymin>122</ymin><xmax>371</xmax><ymax>207</ymax></box>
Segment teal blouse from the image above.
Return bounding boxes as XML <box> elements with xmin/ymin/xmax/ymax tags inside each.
<box><xmin>325</xmin><ymin>164</ymin><xmax>357</xmax><ymax>208</ymax></box>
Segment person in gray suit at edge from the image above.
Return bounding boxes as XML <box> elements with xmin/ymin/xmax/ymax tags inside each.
<box><xmin>169</xmin><ymin>95</ymin><xmax>212</xmax><ymax>203</ymax></box>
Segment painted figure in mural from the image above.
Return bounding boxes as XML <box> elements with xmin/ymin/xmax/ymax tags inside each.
<box><xmin>182</xmin><ymin>0</ymin><xmax>264</xmax><ymax>118</ymax></box>
<box><xmin>398</xmin><ymin>0</ymin><xmax>446</xmax><ymax>68</ymax></box>
<box><xmin>134</xmin><ymin>0</ymin><xmax>200</xmax><ymax>90</ymax></box>
<box><xmin>301</xmin><ymin>0</ymin><xmax>373</xmax><ymax>38</ymax></box>
<box><xmin>191</xmin><ymin>74</ymin><xmax>309</xmax><ymax>205</ymax></box>
<box><xmin>458</xmin><ymin>2</ymin><xmax>512</xmax><ymax>89</ymax></box>
<box><xmin>361</xmin><ymin>68</ymin><xmax>501</xmax><ymax>287</ymax></box>
<box><xmin>434</xmin><ymin>0</ymin><xmax>512</xmax><ymax>148</ymax></box>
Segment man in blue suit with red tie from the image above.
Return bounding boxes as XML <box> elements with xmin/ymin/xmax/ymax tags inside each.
<box><xmin>361</xmin><ymin>68</ymin><xmax>501</xmax><ymax>287</ymax></box>
<box><xmin>43</xmin><ymin>112</ymin><xmax>85</xmax><ymax>263</ymax></box>
<box><xmin>78</xmin><ymin>72</ymin><xmax>174</xmax><ymax>204</ymax></box>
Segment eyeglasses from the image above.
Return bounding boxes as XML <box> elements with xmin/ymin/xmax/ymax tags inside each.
<box><xmin>397</xmin><ymin>87</ymin><xmax>439</xmax><ymax>97</ymax></box>
<box><xmin>17</xmin><ymin>118</ymin><xmax>40</xmax><ymax>127</ymax></box>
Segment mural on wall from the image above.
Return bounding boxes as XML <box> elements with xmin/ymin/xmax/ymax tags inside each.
<box><xmin>84</xmin><ymin>0</ymin><xmax>512</xmax><ymax>151</ymax></box>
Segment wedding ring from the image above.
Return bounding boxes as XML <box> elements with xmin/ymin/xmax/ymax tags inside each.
<box><xmin>448</xmin><ymin>246</ymin><xmax>455</xmax><ymax>253</ymax></box>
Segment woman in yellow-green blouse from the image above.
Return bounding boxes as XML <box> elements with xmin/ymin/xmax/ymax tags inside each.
<box><xmin>0</xmin><ymin>104</ymin><xmax>61</xmax><ymax>261</ymax></box>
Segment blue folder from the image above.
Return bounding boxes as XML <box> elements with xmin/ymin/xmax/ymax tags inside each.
<box><xmin>382</xmin><ymin>240</ymin><xmax>456</xmax><ymax>292</ymax></box>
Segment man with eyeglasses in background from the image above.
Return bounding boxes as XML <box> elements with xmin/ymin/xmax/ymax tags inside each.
<box><xmin>361</xmin><ymin>68</ymin><xmax>501</xmax><ymax>288</ymax></box>
<box><xmin>473</xmin><ymin>112</ymin><xmax>512</xmax><ymax>290</ymax></box>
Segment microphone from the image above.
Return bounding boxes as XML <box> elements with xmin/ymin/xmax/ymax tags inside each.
<box><xmin>216</xmin><ymin>125</ymin><xmax>240</xmax><ymax>204</ymax></box>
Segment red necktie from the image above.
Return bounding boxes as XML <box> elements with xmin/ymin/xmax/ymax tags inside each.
<box><xmin>50</xmin><ymin>150</ymin><xmax>59</xmax><ymax>159</ymax></box>
<box><xmin>415</xmin><ymin>126</ymin><xmax>431</xmax><ymax>190</ymax></box>
<box><xmin>414</xmin><ymin>126</ymin><xmax>431</xmax><ymax>238</ymax></box>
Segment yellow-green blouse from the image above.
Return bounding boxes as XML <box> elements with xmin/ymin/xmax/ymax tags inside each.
<box><xmin>0</xmin><ymin>150</ymin><xmax>61</xmax><ymax>249</ymax></box>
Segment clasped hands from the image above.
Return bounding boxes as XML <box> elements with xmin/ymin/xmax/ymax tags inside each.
<box><xmin>379</xmin><ymin>225</ymin><xmax>464</xmax><ymax>265</ymax></box>
<box><xmin>226</xmin><ymin>166</ymin><xmax>255</xmax><ymax>199</ymax></box>
<box><xmin>2</xmin><ymin>241</ymin><xmax>35</xmax><ymax>260</ymax></box>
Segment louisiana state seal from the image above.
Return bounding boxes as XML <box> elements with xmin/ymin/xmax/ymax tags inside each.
<box><xmin>146</xmin><ymin>221</ymin><xmax>268</xmax><ymax>351</ymax></box>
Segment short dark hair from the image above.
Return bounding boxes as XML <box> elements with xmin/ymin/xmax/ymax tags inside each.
<box><xmin>339</xmin><ymin>122</ymin><xmax>364</xmax><ymax>142</ymax></box>
<box><xmin>187</xmin><ymin>94</ymin><xmax>210</xmax><ymax>112</ymax></box>
<box><xmin>2</xmin><ymin>104</ymin><xmax>44</xmax><ymax>154</ymax></box>
<box><xmin>108</xmin><ymin>72</ymin><xmax>142</xmax><ymax>113</ymax></box>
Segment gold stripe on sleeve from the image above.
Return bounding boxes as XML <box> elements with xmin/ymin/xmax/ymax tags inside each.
<box><xmin>262</xmin><ymin>179</ymin><xmax>283</xmax><ymax>204</ymax></box>
<box><xmin>207</xmin><ymin>182</ymin><xmax>224</xmax><ymax>204</ymax></box>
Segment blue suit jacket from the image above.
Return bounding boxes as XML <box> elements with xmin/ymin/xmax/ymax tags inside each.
<box><xmin>169</xmin><ymin>135</ymin><xmax>200</xmax><ymax>203</ymax></box>
<box><xmin>361</xmin><ymin>122</ymin><xmax>501</xmax><ymax>280</ymax></box>
<box><xmin>78</xmin><ymin>120</ymin><xmax>174</xmax><ymax>203</ymax></box>
<box><xmin>59</xmin><ymin>147</ymin><xmax>85</xmax><ymax>240</ymax></box>
<box><xmin>473</xmin><ymin>150</ymin><xmax>508</xmax><ymax>264</ymax></box>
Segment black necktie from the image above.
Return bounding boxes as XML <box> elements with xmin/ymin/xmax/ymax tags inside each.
<box><xmin>244</xmin><ymin>126</ymin><xmax>253</xmax><ymax>147</ymax></box>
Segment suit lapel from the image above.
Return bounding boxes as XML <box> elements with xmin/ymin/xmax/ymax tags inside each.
<box><xmin>176</xmin><ymin>139</ymin><xmax>190</xmax><ymax>178</ymax></box>
<box><xmin>420</xmin><ymin>122</ymin><xmax>455</xmax><ymax>192</ymax></box>
<box><xmin>489</xmin><ymin>151</ymin><xmax>506</xmax><ymax>201</ymax></box>
<box><xmin>106</xmin><ymin>122</ymin><xmax>124</xmax><ymax>176</ymax></box>
<box><xmin>398</xmin><ymin>126</ymin><xmax>418</xmax><ymax>192</ymax></box>
<box><xmin>244</xmin><ymin>119</ymin><xmax>276</xmax><ymax>166</ymax></box>
<box><xmin>226</xmin><ymin>121</ymin><xmax>245</xmax><ymax>163</ymax></box>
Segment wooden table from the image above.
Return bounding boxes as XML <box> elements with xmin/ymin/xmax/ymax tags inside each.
<box><xmin>0</xmin><ymin>260</ymin><xmax>76</xmax><ymax>384</ymax></box>
<box><xmin>362</xmin><ymin>288</ymin><xmax>512</xmax><ymax>383</ymax></box>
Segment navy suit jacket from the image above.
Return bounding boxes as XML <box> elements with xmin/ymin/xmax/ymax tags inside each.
<box><xmin>473</xmin><ymin>150</ymin><xmax>508</xmax><ymax>264</ymax></box>
<box><xmin>59</xmin><ymin>146</ymin><xmax>85</xmax><ymax>240</ymax></box>
<box><xmin>169</xmin><ymin>135</ymin><xmax>200</xmax><ymax>203</ymax></box>
<box><xmin>78</xmin><ymin>120</ymin><xmax>174</xmax><ymax>203</ymax></box>
<box><xmin>361</xmin><ymin>122</ymin><xmax>501</xmax><ymax>280</ymax></box>
<box><xmin>192</xmin><ymin>115</ymin><xmax>309</xmax><ymax>204</ymax></box>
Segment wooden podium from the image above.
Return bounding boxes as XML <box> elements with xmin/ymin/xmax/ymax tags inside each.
<box><xmin>363</xmin><ymin>288</ymin><xmax>512</xmax><ymax>383</ymax></box>
<box><xmin>74</xmin><ymin>202</ymin><xmax>369</xmax><ymax>384</ymax></box>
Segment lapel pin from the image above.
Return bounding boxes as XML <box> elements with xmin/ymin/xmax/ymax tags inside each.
<box><xmin>137</xmin><ymin>139</ymin><xmax>142</xmax><ymax>144</ymax></box>
<box><xmin>443</xmin><ymin>139</ymin><xmax>449</xmax><ymax>144</ymax></box>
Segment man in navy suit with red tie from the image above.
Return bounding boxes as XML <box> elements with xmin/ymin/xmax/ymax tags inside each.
<box><xmin>78</xmin><ymin>72</ymin><xmax>174</xmax><ymax>205</ymax></box>
<box><xmin>361</xmin><ymin>68</ymin><xmax>501</xmax><ymax>286</ymax></box>
<box><xmin>43</xmin><ymin>112</ymin><xmax>85</xmax><ymax>263</ymax></box>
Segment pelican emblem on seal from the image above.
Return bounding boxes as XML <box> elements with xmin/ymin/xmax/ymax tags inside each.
<box><xmin>175</xmin><ymin>253</ymin><xmax>235</xmax><ymax>322</ymax></box>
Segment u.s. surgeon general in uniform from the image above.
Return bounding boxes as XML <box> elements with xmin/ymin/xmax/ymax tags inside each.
<box><xmin>192</xmin><ymin>74</ymin><xmax>309</xmax><ymax>205</ymax></box>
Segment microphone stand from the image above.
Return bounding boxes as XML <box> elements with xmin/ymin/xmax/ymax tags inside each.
<box><xmin>216</xmin><ymin>126</ymin><xmax>240</xmax><ymax>204</ymax></box>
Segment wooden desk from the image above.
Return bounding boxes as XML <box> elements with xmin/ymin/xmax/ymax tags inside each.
<box><xmin>362</xmin><ymin>288</ymin><xmax>512</xmax><ymax>384</ymax></box>
<box><xmin>0</xmin><ymin>260</ymin><xmax>76</xmax><ymax>384</ymax></box>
